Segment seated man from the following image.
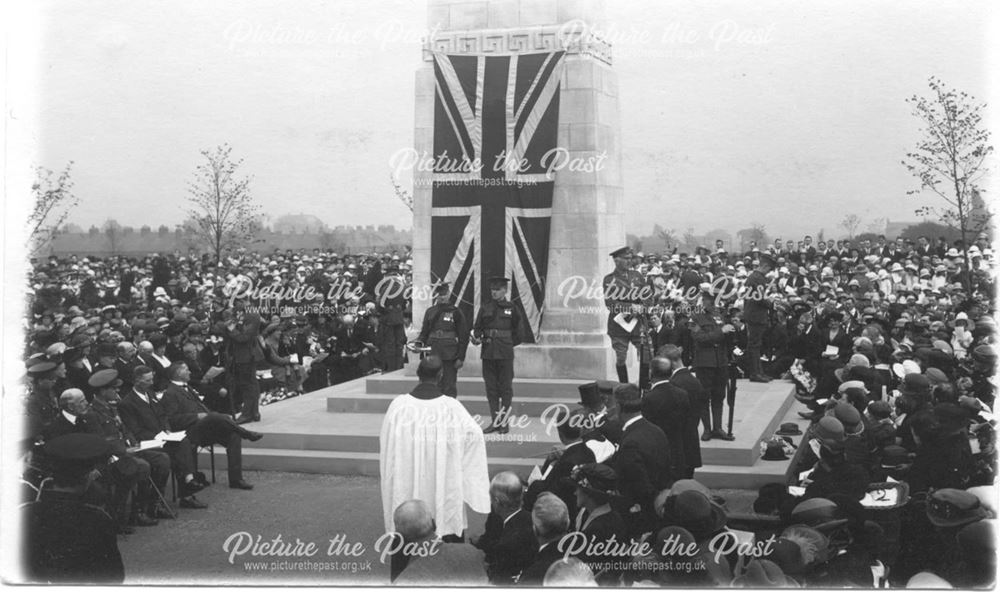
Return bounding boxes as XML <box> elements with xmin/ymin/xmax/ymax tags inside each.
<box><xmin>88</xmin><ymin>369</ymin><xmax>172</xmax><ymax>524</ymax></box>
<box><xmin>392</xmin><ymin>499</ymin><xmax>488</xmax><ymax>586</ymax></box>
<box><xmin>159</xmin><ymin>362</ymin><xmax>262</xmax><ymax>490</ymax></box>
<box><xmin>118</xmin><ymin>365</ymin><xmax>207</xmax><ymax>509</ymax></box>
<box><xmin>42</xmin><ymin>388</ymin><xmax>149</xmax><ymax>534</ymax></box>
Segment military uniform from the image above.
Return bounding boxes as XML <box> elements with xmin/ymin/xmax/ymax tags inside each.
<box><xmin>473</xmin><ymin>278</ymin><xmax>522</xmax><ymax>431</ymax></box>
<box><xmin>417</xmin><ymin>287</ymin><xmax>469</xmax><ymax>397</ymax></box>
<box><xmin>88</xmin><ymin>372</ymin><xmax>170</xmax><ymax>523</ymax></box>
<box><xmin>375</xmin><ymin>269</ymin><xmax>408</xmax><ymax>372</ymax></box>
<box><xmin>743</xmin><ymin>255</ymin><xmax>774</xmax><ymax>382</ymax></box>
<box><xmin>603</xmin><ymin>247</ymin><xmax>648</xmax><ymax>384</ymax></box>
<box><xmin>690</xmin><ymin>298</ymin><xmax>735</xmax><ymax>440</ymax></box>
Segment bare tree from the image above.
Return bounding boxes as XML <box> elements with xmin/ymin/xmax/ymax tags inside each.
<box><xmin>682</xmin><ymin>227</ymin><xmax>697</xmax><ymax>251</ymax></box>
<box><xmin>28</xmin><ymin>162</ymin><xmax>79</xmax><ymax>255</ymax></box>
<box><xmin>655</xmin><ymin>225</ymin><xmax>678</xmax><ymax>251</ymax></box>
<box><xmin>102</xmin><ymin>218</ymin><xmax>123</xmax><ymax>255</ymax></box>
<box><xmin>867</xmin><ymin>216</ymin><xmax>889</xmax><ymax>235</ymax></box>
<box><xmin>186</xmin><ymin>144</ymin><xmax>260</xmax><ymax>265</ymax></box>
<box><xmin>839</xmin><ymin>214</ymin><xmax>862</xmax><ymax>239</ymax></box>
<box><xmin>903</xmin><ymin>77</ymin><xmax>994</xmax><ymax>288</ymax></box>
<box><xmin>389</xmin><ymin>172</ymin><xmax>413</xmax><ymax>212</ymax></box>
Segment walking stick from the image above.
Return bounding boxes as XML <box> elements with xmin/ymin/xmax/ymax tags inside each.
<box><xmin>727</xmin><ymin>363</ymin><xmax>738</xmax><ymax>438</ymax></box>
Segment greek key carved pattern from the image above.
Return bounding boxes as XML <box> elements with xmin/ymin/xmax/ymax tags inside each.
<box><xmin>423</xmin><ymin>26</ymin><xmax>612</xmax><ymax>64</ymax></box>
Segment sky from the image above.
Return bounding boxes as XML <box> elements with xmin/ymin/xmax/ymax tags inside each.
<box><xmin>7</xmin><ymin>0</ymin><xmax>998</xmax><ymax>240</ymax></box>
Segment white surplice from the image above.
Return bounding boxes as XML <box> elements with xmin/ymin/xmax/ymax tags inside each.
<box><xmin>379</xmin><ymin>392</ymin><xmax>490</xmax><ymax>537</ymax></box>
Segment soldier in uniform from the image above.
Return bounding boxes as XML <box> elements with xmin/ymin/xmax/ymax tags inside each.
<box><xmin>603</xmin><ymin>247</ymin><xmax>648</xmax><ymax>385</ymax></box>
<box><xmin>417</xmin><ymin>282</ymin><xmax>469</xmax><ymax>397</ymax></box>
<box><xmin>375</xmin><ymin>263</ymin><xmax>408</xmax><ymax>372</ymax></box>
<box><xmin>472</xmin><ymin>277</ymin><xmax>522</xmax><ymax>434</ymax></box>
<box><xmin>690</xmin><ymin>288</ymin><xmax>736</xmax><ymax>441</ymax></box>
<box><xmin>744</xmin><ymin>252</ymin><xmax>775</xmax><ymax>383</ymax></box>
<box><xmin>88</xmin><ymin>369</ymin><xmax>172</xmax><ymax>523</ymax></box>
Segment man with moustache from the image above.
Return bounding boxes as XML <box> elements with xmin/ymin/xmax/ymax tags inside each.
<box><xmin>603</xmin><ymin>247</ymin><xmax>648</xmax><ymax>385</ymax></box>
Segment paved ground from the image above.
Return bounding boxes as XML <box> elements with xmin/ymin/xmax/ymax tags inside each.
<box><xmin>119</xmin><ymin>470</ymin><xmax>755</xmax><ymax>585</ymax></box>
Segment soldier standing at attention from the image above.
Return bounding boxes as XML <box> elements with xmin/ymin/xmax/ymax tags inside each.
<box><xmin>417</xmin><ymin>283</ymin><xmax>469</xmax><ymax>397</ymax></box>
<box><xmin>603</xmin><ymin>247</ymin><xmax>647</xmax><ymax>385</ymax></box>
<box><xmin>690</xmin><ymin>288</ymin><xmax>736</xmax><ymax>441</ymax></box>
<box><xmin>472</xmin><ymin>277</ymin><xmax>521</xmax><ymax>434</ymax></box>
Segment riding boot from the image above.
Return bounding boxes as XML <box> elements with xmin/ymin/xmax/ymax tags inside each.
<box><xmin>616</xmin><ymin>364</ymin><xmax>629</xmax><ymax>384</ymax></box>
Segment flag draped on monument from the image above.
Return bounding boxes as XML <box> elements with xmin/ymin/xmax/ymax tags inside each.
<box><xmin>429</xmin><ymin>50</ymin><xmax>565</xmax><ymax>343</ymax></box>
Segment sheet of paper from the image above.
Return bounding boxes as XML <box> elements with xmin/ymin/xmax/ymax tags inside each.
<box><xmin>787</xmin><ymin>486</ymin><xmax>806</xmax><ymax>496</ymax></box>
<box><xmin>861</xmin><ymin>488</ymin><xmax>899</xmax><ymax>508</ymax></box>
<box><xmin>288</xmin><ymin>353</ymin><xmax>300</xmax><ymax>365</ymax></box>
<box><xmin>203</xmin><ymin>366</ymin><xmax>225</xmax><ymax>380</ymax></box>
<box><xmin>824</xmin><ymin>345</ymin><xmax>839</xmax><ymax>356</ymax></box>
<box><xmin>128</xmin><ymin>440</ymin><xmax>165</xmax><ymax>453</ymax></box>
<box><xmin>613</xmin><ymin>312</ymin><xmax>638</xmax><ymax>333</ymax></box>
<box><xmin>154</xmin><ymin>431</ymin><xmax>187</xmax><ymax>442</ymax></box>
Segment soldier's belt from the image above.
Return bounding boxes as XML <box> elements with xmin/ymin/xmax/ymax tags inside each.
<box><xmin>487</xmin><ymin>329</ymin><xmax>512</xmax><ymax>338</ymax></box>
<box><xmin>431</xmin><ymin>330</ymin><xmax>458</xmax><ymax>339</ymax></box>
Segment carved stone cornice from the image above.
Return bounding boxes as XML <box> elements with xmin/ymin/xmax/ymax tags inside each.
<box><xmin>422</xmin><ymin>22</ymin><xmax>612</xmax><ymax>64</ymax></box>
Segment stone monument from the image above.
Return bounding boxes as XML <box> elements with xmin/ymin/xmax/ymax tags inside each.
<box><xmin>410</xmin><ymin>0</ymin><xmax>624</xmax><ymax>379</ymax></box>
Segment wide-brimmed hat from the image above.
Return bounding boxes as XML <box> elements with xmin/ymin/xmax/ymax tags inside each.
<box><xmin>775</xmin><ymin>422</ymin><xmax>803</xmax><ymax>436</ymax></box>
<box><xmin>813</xmin><ymin>416</ymin><xmax>845</xmax><ymax>449</ymax></box>
<box><xmin>880</xmin><ymin>445</ymin><xmax>912</xmax><ymax>468</ymax></box>
<box><xmin>791</xmin><ymin>498</ymin><xmax>849</xmax><ymax>532</ymax></box>
<box><xmin>761</xmin><ymin>440</ymin><xmax>789</xmax><ymax>461</ymax></box>
<box><xmin>571</xmin><ymin>463</ymin><xmax>619</xmax><ymax>502</ymax></box>
<box><xmin>665</xmin><ymin>490</ymin><xmax>727</xmax><ymax>538</ymax></box>
<box><xmin>926</xmin><ymin>489</ymin><xmax>989</xmax><ymax>528</ymax></box>
<box><xmin>900</xmin><ymin>373</ymin><xmax>931</xmax><ymax>397</ymax></box>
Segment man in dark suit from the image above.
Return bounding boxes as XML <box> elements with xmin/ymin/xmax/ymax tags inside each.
<box><xmin>42</xmin><ymin>388</ymin><xmax>150</xmax><ymax>534</ymax></box>
<box><xmin>159</xmin><ymin>362</ymin><xmax>262</xmax><ymax>490</ymax></box>
<box><xmin>114</xmin><ymin>341</ymin><xmax>138</xmax><ymax>393</ymax></box>
<box><xmin>659</xmin><ymin>346</ymin><xmax>705</xmax><ymax>476</ymax></box>
<box><xmin>610</xmin><ymin>383</ymin><xmax>673</xmax><ymax>539</ymax></box>
<box><xmin>330</xmin><ymin>314</ymin><xmax>373</xmax><ymax>384</ymax></box>
<box><xmin>642</xmin><ymin>357</ymin><xmax>693</xmax><ymax>479</ymax></box>
<box><xmin>118</xmin><ymin>365</ymin><xmax>207</xmax><ymax>509</ymax></box>
<box><xmin>515</xmin><ymin>492</ymin><xmax>569</xmax><ymax>586</ymax></box>
<box><xmin>196</xmin><ymin>334</ymin><xmax>232</xmax><ymax>414</ymax></box>
<box><xmin>475</xmin><ymin>472</ymin><xmax>538</xmax><ymax>585</ymax></box>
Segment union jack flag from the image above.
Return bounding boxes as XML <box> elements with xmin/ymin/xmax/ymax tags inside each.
<box><xmin>430</xmin><ymin>50</ymin><xmax>566</xmax><ymax>343</ymax></box>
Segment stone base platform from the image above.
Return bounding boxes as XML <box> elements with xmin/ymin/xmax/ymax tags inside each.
<box><xmin>203</xmin><ymin>371</ymin><xmax>807</xmax><ymax>490</ymax></box>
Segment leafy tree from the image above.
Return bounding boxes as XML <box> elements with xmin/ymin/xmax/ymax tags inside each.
<box><xmin>903</xmin><ymin>77</ymin><xmax>994</xmax><ymax>288</ymax></box>
<box><xmin>898</xmin><ymin>221</ymin><xmax>963</xmax><ymax>244</ymax></box>
<box><xmin>186</xmin><ymin>144</ymin><xmax>261</xmax><ymax>265</ymax></box>
<box><xmin>28</xmin><ymin>162</ymin><xmax>79</xmax><ymax>255</ymax></box>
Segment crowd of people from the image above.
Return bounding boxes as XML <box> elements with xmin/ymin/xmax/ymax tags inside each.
<box><xmin>17</xmin><ymin>230</ymin><xmax>999</xmax><ymax>586</ymax></box>
<box><xmin>383</xmin><ymin>232</ymin><xmax>998</xmax><ymax>588</ymax></box>
<box><xmin>18</xmin><ymin>248</ymin><xmax>413</xmax><ymax>582</ymax></box>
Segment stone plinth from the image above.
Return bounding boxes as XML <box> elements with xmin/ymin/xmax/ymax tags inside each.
<box><xmin>411</xmin><ymin>0</ymin><xmax>623</xmax><ymax>380</ymax></box>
